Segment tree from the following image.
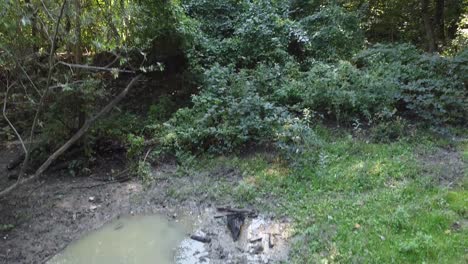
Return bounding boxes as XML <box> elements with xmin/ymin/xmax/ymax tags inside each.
<box><xmin>422</xmin><ymin>0</ymin><xmax>438</xmax><ymax>52</ymax></box>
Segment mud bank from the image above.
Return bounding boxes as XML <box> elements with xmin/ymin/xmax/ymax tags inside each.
<box><xmin>0</xmin><ymin>145</ymin><xmax>291</xmax><ymax>264</ymax></box>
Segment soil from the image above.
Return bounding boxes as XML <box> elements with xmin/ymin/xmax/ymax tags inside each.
<box><xmin>417</xmin><ymin>144</ymin><xmax>467</xmax><ymax>188</ymax></box>
<box><xmin>3</xmin><ymin>139</ymin><xmax>463</xmax><ymax>264</ymax></box>
<box><xmin>0</xmin><ymin>143</ymin><xmax>290</xmax><ymax>264</ymax></box>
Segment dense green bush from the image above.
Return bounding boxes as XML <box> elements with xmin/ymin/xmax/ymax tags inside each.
<box><xmin>183</xmin><ymin>0</ymin><xmax>242</xmax><ymax>38</ymax></box>
<box><xmin>273</xmin><ymin>61</ymin><xmax>398</xmax><ymax>123</ymax></box>
<box><xmin>160</xmin><ymin>65</ymin><xmax>283</xmax><ymax>153</ymax></box>
<box><xmin>299</xmin><ymin>5</ymin><xmax>364</xmax><ymax>61</ymax></box>
<box><xmin>155</xmin><ymin>43</ymin><xmax>466</xmax><ymax>159</ymax></box>
<box><xmin>184</xmin><ymin>0</ymin><xmax>302</xmax><ymax>70</ymax></box>
<box><xmin>114</xmin><ymin>4</ymin><xmax>464</xmax><ymax>174</ymax></box>
<box><xmin>355</xmin><ymin>44</ymin><xmax>467</xmax><ymax>125</ymax></box>
<box><xmin>157</xmin><ymin>64</ymin><xmax>318</xmax><ymax>157</ymax></box>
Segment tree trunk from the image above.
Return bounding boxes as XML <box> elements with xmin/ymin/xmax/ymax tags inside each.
<box><xmin>74</xmin><ymin>0</ymin><xmax>82</xmax><ymax>64</ymax></box>
<box><xmin>421</xmin><ymin>0</ymin><xmax>437</xmax><ymax>52</ymax></box>
<box><xmin>434</xmin><ymin>0</ymin><xmax>445</xmax><ymax>45</ymax></box>
<box><xmin>65</xmin><ymin>13</ymin><xmax>72</xmax><ymax>57</ymax></box>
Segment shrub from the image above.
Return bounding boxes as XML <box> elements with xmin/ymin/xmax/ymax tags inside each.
<box><xmin>157</xmin><ymin>64</ymin><xmax>319</xmax><ymax>158</ymax></box>
<box><xmin>299</xmin><ymin>5</ymin><xmax>364</xmax><ymax>61</ymax></box>
<box><xmin>161</xmin><ymin>65</ymin><xmax>286</xmax><ymax>153</ymax></box>
<box><xmin>370</xmin><ymin>117</ymin><xmax>409</xmax><ymax>143</ymax></box>
<box><xmin>184</xmin><ymin>0</ymin><xmax>300</xmax><ymax>69</ymax></box>
<box><xmin>272</xmin><ymin>61</ymin><xmax>398</xmax><ymax>123</ymax></box>
<box><xmin>148</xmin><ymin>96</ymin><xmax>178</xmax><ymax>123</ymax></box>
<box><xmin>355</xmin><ymin>44</ymin><xmax>468</xmax><ymax>125</ymax></box>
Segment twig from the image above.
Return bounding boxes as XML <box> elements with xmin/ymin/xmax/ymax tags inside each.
<box><xmin>49</xmin><ymin>80</ymin><xmax>86</xmax><ymax>90</ymax></box>
<box><xmin>15</xmin><ymin>60</ymin><xmax>43</xmax><ymax>97</ymax></box>
<box><xmin>142</xmin><ymin>148</ymin><xmax>152</xmax><ymax>163</ymax></box>
<box><xmin>58</xmin><ymin>61</ymin><xmax>135</xmax><ymax>73</ymax></box>
<box><xmin>2</xmin><ymin>80</ymin><xmax>27</xmax><ymax>154</ymax></box>
<box><xmin>104</xmin><ymin>52</ymin><xmax>122</xmax><ymax>68</ymax></box>
<box><xmin>40</xmin><ymin>0</ymin><xmax>55</xmax><ymax>21</ymax></box>
<box><xmin>216</xmin><ymin>206</ymin><xmax>258</xmax><ymax>218</ymax></box>
<box><xmin>214</xmin><ymin>213</ymin><xmax>243</xmax><ymax>219</ymax></box>
<box><xmin>37</xmin><ymin>15</ymin><xmax>52</xmax><ymax>44</ymax></box>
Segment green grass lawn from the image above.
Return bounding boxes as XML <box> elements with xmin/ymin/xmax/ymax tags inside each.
<box><xmin>204</xmin><ymin>127</ymin><xmax>467</xmax><ymax>263</ymax></box>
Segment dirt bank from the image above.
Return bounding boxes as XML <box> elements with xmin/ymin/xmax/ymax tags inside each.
<box><xmin>0</xmin><ymin>144</ymin><xmax>290</xmax><ymax>264</ymax></box>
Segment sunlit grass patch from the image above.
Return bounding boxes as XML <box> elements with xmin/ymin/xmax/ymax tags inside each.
<box><xmin>230</xmin><ymin>129</ymin><xmax>466</xmax><ymax>263</ymax></box>
<box><xmin>181</xmin><ymin>126</ymin><xmax>466</xmax><ymax>263</ymax></box>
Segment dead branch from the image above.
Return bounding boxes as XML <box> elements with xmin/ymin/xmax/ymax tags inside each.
<box><xmin>216</xmin><ymin>206</ymin><xmax>258</xmax><ymax>218</ymax></box>
<box><xmin>190</xmin><ymin>235</ymin><xmax>212</xmax><ymax>243</ymax></box>
<box><xmin>217</xmin><ymin>206</ymin><xmax>257</xmax><ymax>214</ymax></box>
<box><xmin>0</xmin><ymin>75</ymin><xmax>142</xmax><ymax>198</ymax></box>
<box><xmin>58</xmin><ymin>61</ymin><xmax>136</xmax><ymax>73</ymax></box>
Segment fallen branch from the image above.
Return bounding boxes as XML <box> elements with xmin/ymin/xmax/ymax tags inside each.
<box><xmin>0</xmin><ymin>75</ymin><xmax>142</xmax><ymax>198</ymax></box>
<box><xmin>190</xmin><ymin>235</ymin><xmax>211</xmax><ymax>243</ymax></box>
<box><xmin>58</xmin><ymin>61</ymin><xmax>135</xmax><ymax>73</ymax></box>
<box><xmin>217</xmin><ymin>206</ymin><xmax>257</xmax><ymax>215</ymax></box>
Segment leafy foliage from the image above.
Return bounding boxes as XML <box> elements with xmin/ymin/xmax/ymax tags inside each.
<box><xmin>355</xmin><ymin>44</ymin><xmax>467</xmax><ymax>125</ymax></box>
<box><xmin>0</xmin><ymin>0</ymin><xmax>466</xmax><ymax>181</ymax></box>
<box><xmin>299</xmin><ymin>5</ymin><xmax>364</xmax><ymax>61</ymax></box>
<box><xmin>159</xmin><ymin>65</ymin><xmax>316</xmax><ymax>156</ymax></box>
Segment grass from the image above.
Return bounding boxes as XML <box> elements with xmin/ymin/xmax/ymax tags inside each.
<box><xmin>199</xmin><ymin>126</ymin><xmax>467</xmax><ymax>263</ymax></box>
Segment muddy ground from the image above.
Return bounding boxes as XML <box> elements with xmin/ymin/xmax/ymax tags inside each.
<box><xmin>1</xmin><ymin>138</ymin><xmax>465</xmax><ymax>264</ymax></box>
<box><xmin>0</xmin><ymin>143</ymin><xmax>289</xmax><ymax>264</ymax></box>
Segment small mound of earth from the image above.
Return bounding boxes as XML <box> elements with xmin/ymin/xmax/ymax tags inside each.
<box><xmin>176</xmin><ymin>208</ymin><xmax>291</xmax><ymax>264</ymax></box>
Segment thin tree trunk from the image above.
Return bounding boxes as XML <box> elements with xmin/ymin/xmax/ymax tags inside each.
<box><xmin>434</xmin><ymin>0</ymin><xmax>445</xmax><ymax>45</ymax></box>
<box><xmin>73</xmin><ymin>0</ymin><xmax>85</xmax><ymax>132</ymax></box>
<box><xmin>421</xmin><ymin>0</ymin><xmax>437</xmax><ymax>52</ymax></box>
<box><xmin>74</xmin><ymin>0</ymin><xmax>82</xmax><ymax>64</ymax></box>
<box><xmin>18</xmin><ymin>0</ymin><xmax>68</xmax><ymax>182</ymax></box>
<box><xmin>65</xmin><ymin>13</ymin><xmax>72</xmax><ymax>57</ymax></box>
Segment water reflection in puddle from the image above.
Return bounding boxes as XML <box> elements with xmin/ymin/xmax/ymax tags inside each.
<box><xmin>48</xmin><ymin>215</ymin><xmax>189</xmax><ymax>264</ymax></box>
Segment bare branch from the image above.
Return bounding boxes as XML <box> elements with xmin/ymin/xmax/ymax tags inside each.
<box><xmin>49</xmin><ymin>80</ymin><xmax>86</xmax><ymax>90</ymax></box>
<box><xmin>2</xmin><ymin>81</ymin><xmax>27</xmax><ymax>154</ymax></box>
<box><xmin>40</xmin><ymin>0</ymin><xmax>55</xmax><ymax>21</ymax></box>
<box><xmin>16</xmin><ymin>59</ymin><xmax>43</xmax><ymax>97</ymax></box>
<box><xmin>0</xmin><ymin>75</ymin><xmax>143</xmax><ymax>198</ymax></box>
<box><xmin>58</xmin><ymin>61</ymin><xmax>136</xmax><ymax>73</ymax></box>
<box><xmin>104</xmin><ymin>52</ymin><xmax>122</xmax><ymax>68</ymax></box>
<box><xmin>37</xmin><ymin>15</ymin><xmax>53</xmax><ymax>44</ymax></box>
